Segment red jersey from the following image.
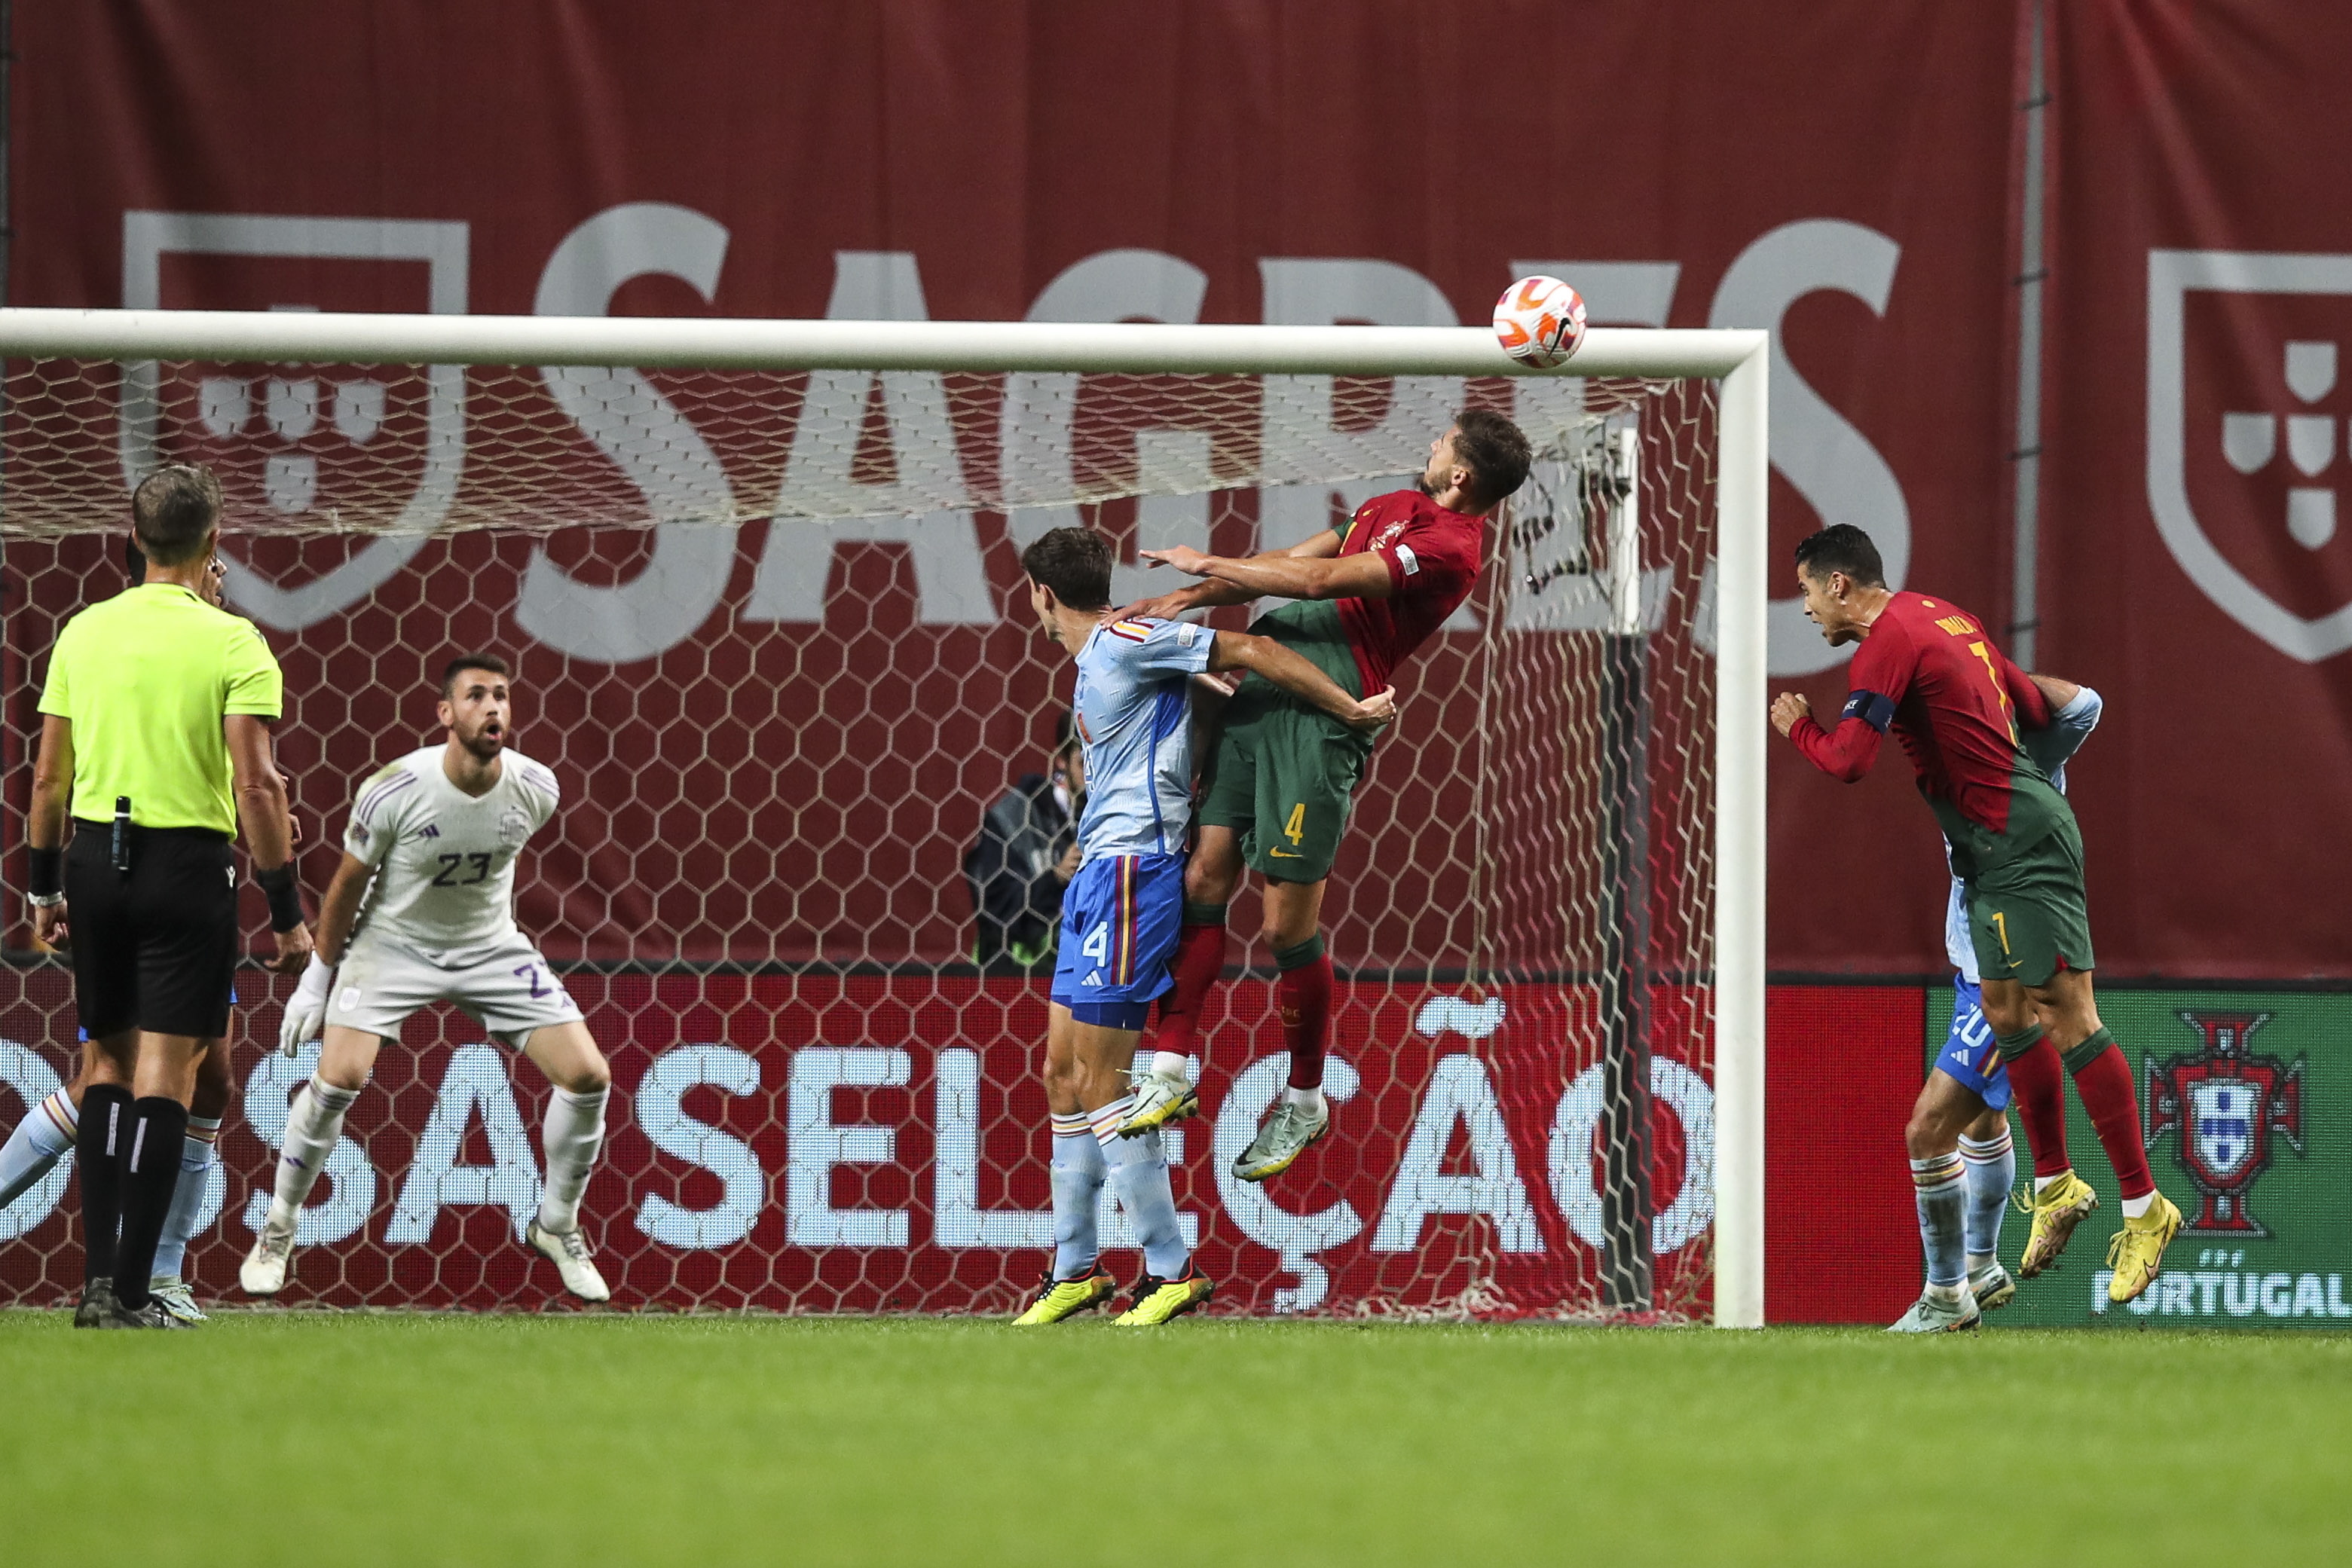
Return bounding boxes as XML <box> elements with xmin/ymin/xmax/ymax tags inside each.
<box><xmin>1789</xmin><ymin>591</ymin><xmax>2052</xmax><ymax>833</ymax></box>
<box><xmin>1331</xmin><ymin>490</ymin><xmax>1485</xmax><ymax>693</ymax></box>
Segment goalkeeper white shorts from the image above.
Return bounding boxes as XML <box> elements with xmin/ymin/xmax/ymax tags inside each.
<box><xmin>326</xmin><ymin>932</ymin><xmax>585</xmax><ymax>1050</ymax></box>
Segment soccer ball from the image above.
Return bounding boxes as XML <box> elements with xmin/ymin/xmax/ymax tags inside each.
<box><xmin>1493</xmin><ymin>276</ymin><xmax>1587</xmax><ymax>368</ymax></box>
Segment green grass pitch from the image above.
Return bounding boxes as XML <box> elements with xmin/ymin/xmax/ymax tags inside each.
<box><xmin>4</xmin><ymin>1313</ymin><xmax>2348</xmax><ymax>1565</ymax></box>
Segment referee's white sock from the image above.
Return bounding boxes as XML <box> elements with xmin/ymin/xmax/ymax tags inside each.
<box><xmin>0</xmin><ymin>1089</ymin><xmax>77</xmax><ymax>1210</ymax></box>
<box><xmin>535</xmin><ymin>1084</ymin><xmax>608</xmax><ymax>1235</ymax></box>
<box><xmin>267</xmin><ymin>1078</ymin><xmax>360</xmax><ymax>1234</ymax></box>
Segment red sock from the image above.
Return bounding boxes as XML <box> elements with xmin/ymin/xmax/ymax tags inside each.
<box><xmin>2070</xmin><ymin>1041</ymin><xmax>2157</xmax><ymax>1202</ymax></box>
<box><xmin>2002</xmin><ymin>1036</ymin><xmax>2074</xmax><ymax>1180</ymax></box>
<box><xmin>1149</xmin><ymin>919</ymin><xmax>1228</xmax><ymax>1056</ymax></box>
<box><xmin>1275</xmin><ymin>947</ymin><xmax>1333</xmax><ymax>1090</ymax></box>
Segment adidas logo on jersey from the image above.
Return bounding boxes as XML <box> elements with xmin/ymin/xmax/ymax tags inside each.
<box><xmin>1084</xmin><ymin>970</ymin><xmax>1104</xmax><ymax>987</ymax></box>
<box><xmin>411</xmin><ymin>823</ymin><xmax>440</xmax><ymax>840</ymax></box>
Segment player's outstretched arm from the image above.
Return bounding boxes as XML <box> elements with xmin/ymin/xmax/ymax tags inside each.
<box><xmin>1120</xmin><ymin>528</ymin><xmax>1350</xmax><ymax>619</ymax></box>
<box><xmin>1140</xmin><ymin>539</ymin><xmax>1389</xmax><ymax>606</ymax></box>
<box><xmin>1209</xmin><ymin>631</ymin><xmax>1396</xmax><ymax>733</ymax></box>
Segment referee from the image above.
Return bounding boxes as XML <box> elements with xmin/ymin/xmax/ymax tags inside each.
<box><xmin>26</xmin><ymin>464</ymin><xmax>313</xmax><ymax>1328</ymax></box>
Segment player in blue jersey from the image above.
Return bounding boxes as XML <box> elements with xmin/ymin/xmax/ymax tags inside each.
<box><xmin>1892</xmin><ymin>674</ymin><xmax>2103</xmax><ymax>1331</ymax></box>
<box><xmin>1009</xmin><ymin>527</ymin><xmax>1395</xmax><ymax>1326</ymax></box>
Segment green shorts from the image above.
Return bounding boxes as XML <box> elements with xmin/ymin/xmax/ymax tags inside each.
<box><xmin>1937</xmin><ymin>772</ymin><xmax>2096</xmax><ymax>987</ymax></box>
<box><xmin>1196</xmin><ymin>601</ymin><xmax>1375</xmax><ymax>882</ymax></box>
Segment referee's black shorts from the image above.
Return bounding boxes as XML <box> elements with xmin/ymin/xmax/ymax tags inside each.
<box><xmin>64</xmin><ymin>822</ymin><xmax>238</xmax><ymax>1040</ymax></box>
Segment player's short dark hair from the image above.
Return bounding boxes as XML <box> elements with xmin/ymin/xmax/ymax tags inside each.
<box><xmin>440</xmin><ymin>652</ymin><xmax>512</xmax><ymax>698</ymax></box>
<box><xmin>1020</xmin><ymin>527</ymin><xmax>1113</xmax><ymax>611</ymax></box>
<box><xmin>1452</xmin><ymin>408</ymin><xmax>1533</xmax><ymax>508</ymax></box>
<box><xmin>1793</xmin><ymin>524</ymin><xmax>1886</xmax><ymax>588</ymax></box>
<box><xmin>130</xmin><ymin>464</ymin><xmax>224</xmax><ymax>567</ymax></box>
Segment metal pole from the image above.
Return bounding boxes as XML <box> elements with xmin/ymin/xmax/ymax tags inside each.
<box><xmin>1597</xmin><ymin>424</ymin><xmax>1656</xmax><ymax>1312</ymax></box>
<box><xmin>2010</xmin><ymin>0</ymin><xmax>2050</xmax><ymax>666</ymax></box>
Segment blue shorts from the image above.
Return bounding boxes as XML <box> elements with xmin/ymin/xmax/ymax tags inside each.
<box><xmin>1935</xmin><ymin>977</ymin><xmax>2011</xmax><ymax>1111</ymax></box>
<box><xmin>1050</xmin><ymin>851</ymin><xmax>1184</xmax><ymax>1030</ymax></box>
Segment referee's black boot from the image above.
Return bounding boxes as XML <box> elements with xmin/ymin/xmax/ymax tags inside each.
<box><xmin>72</xmin><ymin>1279</ymin><xmax>118</xmax><ymax>1328</ymax></box>
<box><xmin>97</xmin><ymin>1294</ymin><xmax>186</xmax><ymax>1330</ymax></box>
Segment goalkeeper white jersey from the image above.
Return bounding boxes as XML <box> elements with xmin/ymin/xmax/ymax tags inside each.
<box><xmin>341</xmin><ymin>746</ymin><xmax>561</xmax><ymax>965</ymax></box>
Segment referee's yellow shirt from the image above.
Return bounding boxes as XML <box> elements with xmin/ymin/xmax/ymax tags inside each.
<box><xmin>36</xmin><ymin>583</ymin><xmax>283</xmax><ymax>835</ymax></box>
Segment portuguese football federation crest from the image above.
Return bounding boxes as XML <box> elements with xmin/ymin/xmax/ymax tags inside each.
<box><xmin>2144</xmin><ymin>1010</ymin><xmax>2305</xmax><ymax>1235</ymax></box>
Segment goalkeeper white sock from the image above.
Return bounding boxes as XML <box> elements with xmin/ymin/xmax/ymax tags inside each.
<box><xmin>536</xmin><ymin>1084</ymin><xmax>609</xmax><ymax>1234</ymax></box>
<box><xmin>0</xmin><ymin>1089</ymin><xmax>76</xmax><ymax>1209</ymax></box>
<box><xmin>150</xmin><ymin>1116</ymin><xmax>221</xmax><ymax>1281</ymax></box>
<box><xmin>1102</xmin><ymin>1126</ymin><xmax>1188</xmax><ymax>1281</ymax></box>
<box><xmin>1048</xmin><ymin>1112</ymin><xmax>1106</xmax><ymax>1279</ymax></box>
<box><xmin>268</xmin><ymin>1077</ymin><xmax>360</xmax><ymax>1233</ymax></box>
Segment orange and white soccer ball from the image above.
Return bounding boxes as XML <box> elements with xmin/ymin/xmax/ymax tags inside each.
<box><xmin>1493</xmin><ymin>276</ymin><xmax>1587</xmax><ymax>368</ymax></box>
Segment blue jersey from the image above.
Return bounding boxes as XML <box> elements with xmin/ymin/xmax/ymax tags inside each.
<box><xmin>1072</xmin><ymin>616</ymin><xmax>1215</xmax><ymax>860</ymax></box>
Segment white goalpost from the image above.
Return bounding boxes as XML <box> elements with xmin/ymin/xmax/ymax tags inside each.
<box><xmin>0</xmin><ymin>307</ymin><xmax>1767</xmax><ymax>1328</ymax></box>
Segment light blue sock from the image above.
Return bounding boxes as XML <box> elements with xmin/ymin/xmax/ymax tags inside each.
<box><xmin>0</xmin><ymin>1090</ymin><xmax>76</xmax><ymax>1210</ymax></box>
<box><xmin>151</xmin><ymin>1120</ymin><xmax>220</xmax><ymax>1281</ymax></box>
<box><xmin>1958</xmin><ymin>1127</ymin><xmax>2015</xmax><ymax>1268</ymax></box>
<box><xmin>1912</xmin><ymin>1153</ymin><xmax>1968</xmax><ymax>1289</ymax></box>
<box><xmin>1048</xmin><ymin>1114</ymin><xmax>1106</xmax><ymax>1280</ymax></box>
<box><xmin>1104</xmin><ymin>1126</ymin><xmax>1188</xmax><ymax>1281</ymax></box>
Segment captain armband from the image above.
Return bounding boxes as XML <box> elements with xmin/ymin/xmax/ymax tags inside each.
<box><xmin>255</xmin><ymin>863</ymin><xmax>306</xmax><ymax>933</ymax></box>
<box><xmin>1840</xmin><ymin>689</ymin><xmax>1898</xmax><ymax>732</ymax></box>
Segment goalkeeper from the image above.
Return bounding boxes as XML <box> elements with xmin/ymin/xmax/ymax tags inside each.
<box><xmin>1121</xmin><ymin>411</ymin><xmax>1531</xmax><ymax>1182</ymax></box>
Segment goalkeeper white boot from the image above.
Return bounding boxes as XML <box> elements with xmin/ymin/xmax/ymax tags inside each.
<box><xmin>527</xmin><ymin>1219</ymin><xmax>612</xmax><ymax>1303</ymax></box>
<box><xmin>240</xmin><ymin>1218</ymin><xmax>297</xmax><ymax>1297</ymax></box>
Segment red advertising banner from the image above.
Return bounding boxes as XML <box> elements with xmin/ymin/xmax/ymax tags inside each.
<box><xmin>0</xmin><ymin>970</ymin><xmax>1724</xmax><ymax>1317</ymax></box>
<box><xmin>2038</xmin><ymin>2</ymin><xmax>2352</xmax><ymax>977</ymax></box>
<box><xmin>1</xmin><ymin>974</ymin><xmax>1919</xmax><ymax>1319</ymax></box>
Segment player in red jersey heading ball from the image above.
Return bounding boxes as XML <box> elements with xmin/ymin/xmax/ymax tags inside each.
<box><xmin>1118</xmin><ymin>411</ymin><xmax>1531</xmax><ymax>1181</ymax></box>
<box><xmin>1772</xmin><ymin>524</ymin><xmax>2182</xmax><ymax>1315</ymax></box>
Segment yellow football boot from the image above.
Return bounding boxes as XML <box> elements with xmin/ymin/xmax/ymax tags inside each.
<box><xmin>1114</xmin><ymin>1268</ymin><xmax>1214</xmax><ymax>1326</ymax></box>
<box><xmin>2105</xmin><ymin>1192</ymin><xmax>2184</xmax><ymax>1304</ymax></box>
<box><xmin>2017</xmin><ymin>1169</ymin><xmax>2099</xmax><ymax>1277</ymax></box>
<box><xmin>1012</xmin><ymin>1268</ymin><xmax>1116</xmax><ymax>1326</ymax></box>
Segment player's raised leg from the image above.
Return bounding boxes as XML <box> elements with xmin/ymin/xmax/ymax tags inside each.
<box><xmin>1232</xmin><ymin>874</ymin><xmax>1337</xmax><ymax>1181</ymax></box>
<box><xmin>1014</xmin><ymin>1003</ymin><xmax>1116</xmax><ymax>1325</ymax></box>
<box><xmin>2031</xmin><ymin>970</ymin><xmax>2180</xmax><ymax>1301</ymax></box>
<box><xmin>520</xmin><ymin>1017</ymin><xmax>613</xmax><ymax>1304</ymax></box>
<box><xmin>1134</xmin><ymin>832</ymin><xmax>1243</xmax><ymax>1126</ymax></box>
<box><xmin>243</xmin><ymin>1022</ymin><xmax>378</xmax><ymax>1296</ymax></box>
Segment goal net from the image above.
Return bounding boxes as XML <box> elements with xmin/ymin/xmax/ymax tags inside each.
<box><xmin>0</xmin><ymin>313</ymin><xmax>1765</xmax><ymax>1322</ymax></box>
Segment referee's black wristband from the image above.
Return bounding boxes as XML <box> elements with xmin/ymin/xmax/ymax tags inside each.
<box><xmin>28</xmin><ymin>846</ymin><xmax>62</xmax><ymax>900</ymax></box>
<box><xmin>255</xmin><ymin>863</ymin><xmax>305</xmax><ymax>932</ymax></box>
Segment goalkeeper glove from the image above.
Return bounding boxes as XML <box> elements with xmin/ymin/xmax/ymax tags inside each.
<box><xmin>279</xmin><ymin>954</ymin><xmax>335</xmax><ymax>1059</ymax></box>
